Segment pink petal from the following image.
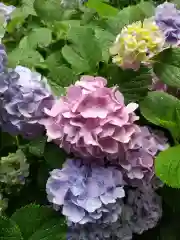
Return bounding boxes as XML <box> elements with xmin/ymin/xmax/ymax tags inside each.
<box><xmin>81</xmin><ymin>130</ymin><xmax>98</xmax><ymax>146</ymax></box>
<box><xmin>99</xmin><ymin>125</ymin><xmax>115</xmax><ymax>138</ymax></box>
<box><xmin>44</xmin><ymin>99</ymin><xmax>67</xmax><ymax>117</ymax></box>
<box><xmin>112</xmin><ymin>128</ymin><xmax>131</xmax><ymax>143</ymax></box>
<box><xmin>64</xmin><ymin>124</ymin><xmax>76</xmax><ymax>137</ymax></box>
<box><xmin>81</xmin><ymin>106</ymin><xmax>109</xmax><ymax>118</ymax></box>
<box><xmin>138</xmin><ymin>153</ymin><xmax>154</xmax><ymax>168</ymax></box>
<box><xmin>46</xmin><ymin>124</ymin><xmax>63</xmax><ymax>139</ymax></box>
<box><xmin>126</xmin><ymin>103</ymin><xmax>138</xmax><ymax>113</ymax></box>
<box><xmin>67</xmin><ymin>85</ymin><xmax>82</xmax><ymax>102</ymax></box>
<box><xmin>99</xmin><ymin>138</ymin><xmax>118</xmax><ymax>154</ymax></box>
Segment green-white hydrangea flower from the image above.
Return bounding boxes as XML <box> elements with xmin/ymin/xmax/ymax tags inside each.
<box><xmin>110</xmin><ymin>19</ymin><xmax>165</xmax><ymax>70</ymax></box>
<box><xmin>0</xmin><ymin>150</ymin><xmax>29</xmax><ymax>186</ymax></box>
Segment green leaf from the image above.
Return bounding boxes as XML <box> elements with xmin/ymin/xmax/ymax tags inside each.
<box><xmin>0</xmin><ymin>216</ymin><xmax>23</xmax><ymax>240</ymax></box>
<box><xmin>8</xmin><ymin>47</ymin><xmax>44</xmax><ymax>68</ymax></box>
<box><xmin>0</xmin><ymin>132</ymin><xmax>16</xmax><ymax>150</ymax></box>
<box><xmin>37</xmin><ymin>162</ymin><xmax>49</xmax><ymax>189</ymax></box>
<box><xmin>86</xmin><ymin>0</ymin><xmax>118</xmax><ymax>18</ymax></box>
<box><xmin>28</xmin><ymin>136</ymin><xmax>46</xmax><ymax>157</ymax></box>
<box><xmin>160</xmin><ymin>223</ymin><xmax>180</xmax><ymax>240</ymax></box>
<box><xmin>7</xmin><ymin>8</ymin><xmax>28</xmax><ymax>33</ymax></box>
<box><xmin>153</xmin><ymin>48</ymin><xmax>180</xmax><ymax>88</ymax></box>
<box><xmin>62</xmin><ymin>26</ymin><xmax>102</xmax><ymax>74</ymax></box>
<box><xmin>173</xmin><ymin>0</ymin><xmax>180</xmax><ymax>9</ymax></box>
<box><xmin>45</xmin><ymin>52</ymin><xmax>64</xmax><ymax>69</ymax></box>
<box><xmin>103</xmin><ymin>64</ymin><xmax>151</xmax><ymax>103</ymax></box>
<box><xmin>44</xmin><ymin>142</ymin><xmax>67</xmax><ymax>169</ymax></box>
<box><xmin>140</xmin><ymin>91</ymin><xmax>180</xmax><ymax>141</ymax></box>
<box><xmin>155</xmin><ymin>145</ymin><xmax>180</xmax><ymax>188</ymax></box>
<box><xmin>29</xmin><ymin>218</ymin><xmax>66</xmax><ymax>240</ymax></box>
<box><xmin>53</xmin><ymin>20</ymin><xmax>81</xmax><ymax>39</ymax></box>
<box><xmin>62</xmin><ymin>45</ymin><xmax>90</xmax><ymax>74</ymax></box>
<box><xmin>94</xmin><ymin>28</ymin><xmax>115</xmax><ymax>62</ymax></box>
<box><xmin>11</xmin><ymin>204</ymin><xmax>57</xmax><ymax>239</ymax></box>
<box><xmin>160</xmin><ymin>186</ymin><xmax>180</xmax><ymax>212</ymax></box>
<box><xmin>46</xmin><ymin>51</ymin><xmax>77</xmax><ymax>87</ymax></box>
<box><xmin>7</xmin><ymin>0</ymin><xmax>36</xmax><ymax>32</ymax></box>
<box><xmin>81</xmin><ymin>8</ymin><xmax>96</xmax><ymax>25</ymax></box>
<box><xmin>48</xmin><ymin>81</ymin><xmax>66</xmax><ymax>97</ymax></box>
<box><xmin>106</xmin><ymin>1</ymin><xmax>155</xmax><ymax>35</ymax></box>
<box><xmin>34</xmin><ymin>0</ymin><xmax>63</xmax><ymax>22</ymax></box>
<box><xmin>134</xmin><ymin>1</ymin><xmax>155</xmax><ymax>19</ymax></box>
<box><xmin>49</xmin><ymin>65</ymin><xmax>77</xmax><ymax>87</ymax></box>
<box><xmin>21</xmin><ymin>0</ymin><xmax>37</xmax><ymax>16</ymax></box>
<box><xmin>19</xmin><ymin>28</ymin><xmax>52</xmax><ymax>49</ymax></box>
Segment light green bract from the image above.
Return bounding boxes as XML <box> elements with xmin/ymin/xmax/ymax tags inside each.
<box><xmin>0</xmin><ymin>150</ymin><xmax>29</xmax><ymax>186</ymax></box>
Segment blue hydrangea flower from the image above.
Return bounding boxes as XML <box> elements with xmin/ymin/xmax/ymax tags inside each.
<box><xmin>46</xmin><ymin>159</ymin><xmax>125</xmax><ymax>224</ymax></box>
<box><xmin>0</xmin><ymin>66</ymin><xmax>54</xmax><ymax>139</ymax></box>
<box><xmin>67</xmin><ymin>185</ymin><xmax>162</xmax><ymax>239</ymax></box>
<box><xmin>155</xmin><ymin>2</ymin><xmax>180</xmax><ymax>44</ymax></box>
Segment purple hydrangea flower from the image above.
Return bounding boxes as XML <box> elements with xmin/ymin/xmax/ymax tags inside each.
<box><xmin>0</xmin><ymin>66</ymin><xmax>54</xmax><ymax>139</ymax></box>
<box><xmin>118</xmin><ymin>126</ymin><xmax>168</xmax><ymax>184</ymax></box>
<box><xmin>155</xmin><ymin>2</ymin><xmax>180</xmax><ymax>44</ymax></box>
<box><xmin>67</xmin><ymin>218</ymin><xmax>132</xmax><ymax>240</ymax></box>
<box><xmin>126</xmin><ymin>186</ymin><xmax>162</xmax><ymax>234</ymax></box>
<box><xmin>67</xmin><ymin>185</ymin><xmax>162</xmax><ymax>239</ymax></box>
<box><xmin>46</xmin><ymin>159</ymin><xmax>125</xmax><ymax>224</ymax></box>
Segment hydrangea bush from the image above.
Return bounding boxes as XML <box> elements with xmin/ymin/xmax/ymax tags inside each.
<box><xmin>0</xmin><ymin>0</ymin><xmax>180</xmax><ymax>239</ymax></box>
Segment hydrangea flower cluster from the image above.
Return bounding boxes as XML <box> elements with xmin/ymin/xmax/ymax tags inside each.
<box><xmin>0</xmin><ymin>150</ymin><xmax>29</xmax><ymax>186</ymax></box>
<box><xmin>120</xmin><ymin>126</ymin><xmax>168</xmax><ymax>184</ymax></box>
<box><xmin>155</xmin><ymin>2</ymin><xmax>180</xmax><ymax>45</ymax></box>
<box><xmin>42</xmin><ymin>76</ymin><xmax>140</xmax><ymax>161</ymax></box>
<box><xmin>0</xmin><ymin>149</ymin><xmax>29</xmax><ymax>212</ymax></box>
<box><xmin>67</xmin><ymin>185</ymin><xmax>162</xmax><ymax>239</ymax></box>
<box><xmin>46</xmin><ymin>159</ymin><xmax>125</xmax><ymax>224</ymax></box>
<box><xmin>0</xmin><ymin>65</ymin><xmax>54</xmax><ymax>139</ymax></box>
<box><xmin>45</xmin><ymin>76</ymin><xmax>168</xmax><ymax>239</ymax></box>
<box><xmin>110</xmin><ymin>19</ymin><xmax>165</xmax><ymax>70</ymax></box>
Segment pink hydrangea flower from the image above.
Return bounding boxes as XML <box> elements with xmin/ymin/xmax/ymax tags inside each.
<box><xmin>119</xmin><ymin>126</ymin><xmax>168</xmax><ymax>184</ymax></box>
<box><xmin>42</xmin><ymin>76</ymin><xmax>140</xmax><ymax>160</ymax></box>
